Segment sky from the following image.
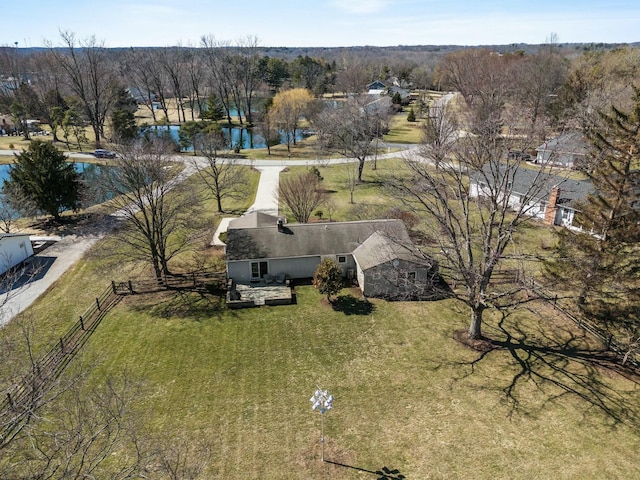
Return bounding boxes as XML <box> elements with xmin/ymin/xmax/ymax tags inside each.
<box><xmin>4</xmin><ymin>0</ymin><xmax>640</xmax><ymax>48</ymax></box>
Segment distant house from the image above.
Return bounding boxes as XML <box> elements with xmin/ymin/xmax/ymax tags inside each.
<box><xmin>366</xmin><ymin>80</ymin><xmax>387</xmax><ymax>95</ymax></box>
<box><xmin>225</xmin><ymin>214</ymin><xmax>438</xmax><ymax>300</ymax></box>
<box><xmin>536</xmin><ymin>132</ymin><xmax>590</xmax><ymax>168</ymax></box>
<box><xmin>0</xmin><ymin>234</ymin><xmax>34</xmax><ymax>276</ymax></box>
<box><xmin>469</xmin><ymin>165</ymin><xmax>594</xmax><ymax>229</ymax></box>
<box><xmin>126</xmin><ymin>87</ymin><xmax>157</xmax><ymax>105</ymax></box>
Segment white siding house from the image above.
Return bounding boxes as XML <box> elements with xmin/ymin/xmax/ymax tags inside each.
<box><xmin>535</xmin><ymin>132</ymin><xmax>589</xmax><ymax>168</ymax></box>
<box><xmin>0</xmin><ymin>234</ymin><xmax>34</xmax><ymax>276</ymax></box>
<box><xmin>225</xmin><ymin>214</ymin><xmax>440</xmax><ymax>299</ymax></box>
<box><xmin>469</xmin><ymin>166</ymin><xmax>593</xmax><ymax>229</ymax></box>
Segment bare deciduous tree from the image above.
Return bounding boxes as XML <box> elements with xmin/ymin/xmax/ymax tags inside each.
<box><xmin>48</xmin><ymin>31</ymin><xmax>119</xmax><ymax>146</ymax></box>
<box><xmin>388</xmin><ymin>100</ymin><xmax>562</xmax><ymax>339</ymax></box>
<box><xmin>0</xmin><ymin>361</ymin><xmax>145</xmax><ymax>479</ymax></box>
<box><xmin>314</xmin><ymin>96</ymin><xmax>392</xmax><ymax>181</ymax></box>
<box><xmin>278</xmin><ymin>170</ymin><xmax>328</xmax><ymax>223</ymax></box>
<box><xmin>192</xmin><ymin>129</ymin><xmax>249</xmax><ymax>213</ymax></box>
<box><xmin>107</xmin><ymin>138</ymin><xmax>203</xmax><ymax>283</ymax></box>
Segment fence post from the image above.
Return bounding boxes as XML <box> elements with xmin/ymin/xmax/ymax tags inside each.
<box><xmin>111</xmin><ymin>280</ymin><xmax>117</xmax><ymax>294</ymax></box>
<box><xmin>60</xmin><ymin>338</ymin><xmax>64</xmax><ymax>353</ymax></box>
<box><xmin>96</xmin><ymin>297</ymin><xmax>101</xmax><ymax>311</ymax></box>
<box><xmin>6</xmin><ymin>392</ymin><xmax>12</xmax><ymax>408</ymax></box>
<box><xmin>80</xmin><ymin>316</ymin><xmax>84</xmax><ymax>330</ymax></box>
<box><xmin>128</xmin><ymin>280</ymin><xmax>133</xmax><ymax>294</ymax></box>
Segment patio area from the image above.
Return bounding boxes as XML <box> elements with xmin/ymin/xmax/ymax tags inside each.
<box><xmin>226</xmin><ymin>281</ymin><xmax>293</xmax><ymax>309</ymax></box>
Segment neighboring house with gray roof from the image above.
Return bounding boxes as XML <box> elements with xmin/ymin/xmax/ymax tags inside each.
<box><xmin>225</xmin><ymin>217</ymin><xmax>438</xmax><ymax>299</ymax></box>
<box><xmin>469</xmin><ymin>165</ymin><xmax>594</xmax><ymax>229</ymax></box>
<box><xmin>536</xmin><ymin>132</ymin><xmax>590</xmax><ymax>168</ymax></box>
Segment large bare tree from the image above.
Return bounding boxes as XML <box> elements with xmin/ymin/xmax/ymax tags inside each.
<box><xmin>48</xmin><ymin>31</ymin><xmax>119</xmax><ymax>146</ymax></box>
<box><xmin>192</xmin><ymin>128</ymin><xmax>250</xmax><ymax>213</ymax></box>
<box><xmin>388</xmin><ymin>101</ymin><xmax>562</xmax><ymax>339</ymax></box>
<box><xmin>278</xmin><ymin>169</ymin><xmax>328</xmax><ymax>223</ymax></box>
<box><xmin>314</xmin><ymin>96</ymin><xmax>392</xmax><ymax>182</ymax></box>
<box><xmin>107</xmin><ymin>138</ymin><xmax>203</xmax><ymax>283</ymax></box>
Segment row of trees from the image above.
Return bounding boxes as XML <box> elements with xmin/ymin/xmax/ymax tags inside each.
<box><xmin>1</xmin><ymin>36</ymin><xmax>638</xmax><ymax>157</ymax></box>
<box><xmin>0</xmin><ymin>33</ymin><xmax>432</xmax><ymax>149</ymax></box>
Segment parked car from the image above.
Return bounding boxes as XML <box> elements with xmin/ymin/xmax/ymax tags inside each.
<box><xmin>507</xmin><ymin>150</ymin><xmax>531</xmax><ymax>161</ymax></box>
<box><xmin>93</xmin><ymin>149</ymin><xmax>116</xmax><ymax>159</ymax></box>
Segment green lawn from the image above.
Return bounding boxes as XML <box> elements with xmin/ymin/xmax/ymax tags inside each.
<box><xmin>384</xmin><ymin>113</ymin><xmax>424</xmax><ymax>144</ymax></box>
<box><xmin>3</xmin><ymin>154</ymin><xmax>640</xmax><ymax>478</ymax></box>
<box><xmin>66</xmin><ymin>283</ymin><xmax>640</xmax><ymax>479</ymax></box>
<box><xmin>280</xmin><ymin>159</ymin><xmax>408</xmax><ymax>222</ymax></box>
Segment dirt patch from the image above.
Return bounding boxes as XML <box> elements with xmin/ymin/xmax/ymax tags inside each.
<box><xmin>453</xmin><ymin>329</ymin><xmax>496</xmax><ymax>352</ymax></box>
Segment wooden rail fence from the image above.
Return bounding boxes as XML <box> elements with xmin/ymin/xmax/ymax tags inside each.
<box><xmin>0</xmin><ymin>271</ymin><xmax>226</xmax><ymax>449</ymax></box>
<box><xmin>523</xmin><ymin>277</ymin><xmax>640</xmax><ymax>369</ymax></box>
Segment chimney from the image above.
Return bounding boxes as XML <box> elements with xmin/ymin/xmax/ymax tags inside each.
<box><xmin>544</xmin><ymin>186</ymin><xmax>560</xmax><ymax>225</ymax></box>
<box><xmin>277</xmin><ymin>217</ymin><xmax>284</xmax><ymax>232</ymax></box>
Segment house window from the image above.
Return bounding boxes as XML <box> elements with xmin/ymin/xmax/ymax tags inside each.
<box><xmin>337</xmin><ymin>256</ymin><xmax>346</xmax><ymax>263</ymax></box>
<box><xmin>251</xmin><ymin>261</ymin><xmax>268</xmax><ymax>278</ymax></box>
<box><xmin>538</xmin><ymin>201</ymin><xmax>547</xmax><ymax>214</ymax></box>
<box><xmin>397</xmin><ymin>271</ymin><xmax>416</xmax><ymax>287</ymax></box>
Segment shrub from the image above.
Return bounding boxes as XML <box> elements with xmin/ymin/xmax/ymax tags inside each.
<box><xmin>313</xmin><ymin>258</ymin><xmax>343</xmax><ymax>303</ymax></box>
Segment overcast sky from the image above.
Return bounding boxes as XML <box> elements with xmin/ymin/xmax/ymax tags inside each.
<box><xmin>4</xmin><ymin>0</ymin><xmax>639</xmax><ymax>48</ymax></box>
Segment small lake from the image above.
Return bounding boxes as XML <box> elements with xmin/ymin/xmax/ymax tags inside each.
<box><xmin>0</xmin><ymin>162</ymin><xmax>103</xmax><ymax>184</ymax></box>
<box><xmin>145</xmin><ymin>125</ymin><xmax>308</xmax><ymax>151</ymax></box>
<box><xmin>0</xmin><ymin>162</ymin><xmax>111</xmax><ymax>219</ymax></box>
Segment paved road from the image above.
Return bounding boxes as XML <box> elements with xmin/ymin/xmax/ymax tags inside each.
<box><xmin>0</xmin><ymin>145</ymin><xmax>418</xmax><ymax>325</ymax></box>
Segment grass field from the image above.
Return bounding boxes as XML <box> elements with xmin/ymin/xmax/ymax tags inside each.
<box><xmin>3</xmin><ymin>112</ymin><xmax>640</xmax><ymax>478</ymax></box>
<box><xmin>3</xmin><ymin>158</ymin><xmax>638</xmax><ymax>478</ymax></box>
<box><xmin>16</xmin><ymin>270</ymin><xmax>640</xmax><ymax>479</ymax></box>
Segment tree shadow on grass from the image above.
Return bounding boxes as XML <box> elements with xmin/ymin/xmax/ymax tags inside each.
<box><xmin>127</xmin><ymin>290</ymin><xmax>226</xmax><ymax>321</ymax></box>
<box><xmin>331</xmin><ymin>294</ymin><xmax>375</xmax><ymax>315</ymax></box>
<box><xmin>324</xmin><ymin>460</ymin><xmax>406</xmax><ymax>479</ymax></box>
<box><xmin>453</xmin><ymin>308</ymin><xmax>640</xmax><ymax>428</ymax></box>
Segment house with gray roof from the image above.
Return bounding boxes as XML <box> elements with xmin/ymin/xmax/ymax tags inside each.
<box><xmin>536</xmin><ymin>132</ymin><xmax>590</xmax><ymax>168</ymax></box>
<box><xmin>225</xmin><ymin>215</ymin><xmax>438</xmax><ymax>299</ymax></box>
<box><xmin>352</xmin><ymin>232</ymin><xmax>437</xmax><ymax>299</ymax></box>
<box><xmin>469</xmin><ymin>165</ymin><xmax>594</xmax><ymax>229</ymax></box>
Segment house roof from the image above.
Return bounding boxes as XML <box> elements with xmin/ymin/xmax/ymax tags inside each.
<box><xmin>510</xmin><ymin>168</ymin><xmax>593</xmax><ymax>207</ymax></box>
<box><xmin>225</xmin><ymin>219</ymin><xmax>411</xmax><ymax>262</ymax></box>
<box><xmin>352</xmin><ymin>231</ymin><xmax>432</xmax><ymax>270</ymax></box>
<box><xmin>227</xmin><ymin>211</ymin><xmax>281</xmax><ymax>230</ymax></box>
<box><xmin>0</xmin><ymin>233</ymin><xmax>31</xmax><ymax>240</ymax></box>
<box><xmin>366</xmin><ymin>80</ymin><xmax>387</xmax><ymax>90</ymax></box>
<box><xmin>473</xmin><ymin>164</ymin><xmax>594</xmax><ymax>208</ymax></box>
<box><xmin>536</xmin><ymin>132</ymin><xmax>589</xmax><ymax>155</ymax></box>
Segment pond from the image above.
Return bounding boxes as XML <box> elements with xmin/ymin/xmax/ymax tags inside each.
<box><xmin>0</xmin><ymin>162</ymin><xmax>112</xmax><ymax>219</ymax></box>
<box><xmin>144</xmin><ymin>125</ymin><xmax>308</xmax><ymax>151</ymax></box>
<box><xmin>0</xmin><ymin>162</ymin><xmax>104</xmax><ymax>184</ymax></box>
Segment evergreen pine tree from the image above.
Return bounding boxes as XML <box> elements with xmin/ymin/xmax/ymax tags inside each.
<box><xmin>4</xmin><ymin>141</ymin><xmax>82</xmax><ymax>222</ymax></box>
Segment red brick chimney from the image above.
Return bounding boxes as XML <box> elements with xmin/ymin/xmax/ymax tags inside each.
<box><xmin>544</xmin><ymin>186</ymin><xmax>560</xmax><ymax>225</ymax></box>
